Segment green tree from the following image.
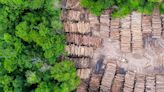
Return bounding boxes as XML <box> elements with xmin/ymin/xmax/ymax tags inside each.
<box><xmin>80</xmin><ymin>0</ymin><xmax>164</xmax><ymax>17</ymax></box>
<box><xmin>0</xmin><ymin>0</ymin><xmax>80</xmax><ymax>92</ymax></box>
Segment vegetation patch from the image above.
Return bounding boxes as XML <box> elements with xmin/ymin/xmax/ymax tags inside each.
<box><xmin>0</xmin><ymin>0</ymin><xmax>80</xmax><ymax>92</ymax></box>
<box><xmin>80</xmin><ymin>0</ymin><xmax>164</xmax><ymax>17</ymax></box>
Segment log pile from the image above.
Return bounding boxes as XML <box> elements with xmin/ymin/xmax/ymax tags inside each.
<box><xmin>161</xmin><ymin>15</ymin><xmax>164</xmax><ymax>37</ymax></box>
<box><xmin>142</xmin><ymin>15</ymin><xmax>152</xmax><ymax>34</ymax></box>
<box><xmin>110</xmin><ymin>18</ymin><xmax>120</xmax><ymax>40</ymax></box>
<box><xmin>152</xmin><ymin>8</ymin><xmax>162</xmax><ymax>38</ymax></box>
<box><xmin>67</xmin><ymin>10</ymin><xmax>81</xmax><ymax>21</ymax></box>
<box><xmin>100</xmin><ymin>13</ymin><xmax>110</xmax><ymax>38</ymax></box>
<box><xmin>131</xmin><ymin>12</ymin><xmax>143</xmax><ymax>52</ymax></box>
<box><xmin>76</xmin><ymin>82</ymin><xmax>88</xmax><ymax>92</ymax></box>
<box><xmin>65</xmin><ymin>44</ymin><xmax>94</xmax><ymax>57</ymax></box>
<box><xmin>66</xmin><ymin>0</ymin><xmax>81</xmax><ymax>10</ymax></box>
<box><xmin>66</xmin><ymin>33</ymin><xmax>102</xmax><ymax>47</ymax></box>
<box><xmin>120</xmin><ymin>15</ymin><xmax>131</xmax><ymax>53</ymax></box>
<box><xmin>100</xmin><ymin>63</ymin><xmax>117</xmax><ymax>92</ymax></box>
<box><xmin>89</xmin><ymin>14</ymin><xmax>100</xmax><ymax>37</ymax></box>
<box><xmin>77</xmin><ymin>69</ymin><xmax>91</xmax><ymax>80</ymax></box>
<box><xmin>69</xmin><ymin>58</ymin><xmax>90</xmax><ymax>68</ymax></box>
<box><xmin>64</xmin><ymin>22</ymin><xmax>90</xmax><ymax>34</ymax></box>
<box><xmin>145</xmin><ymin>75</ymin><xmax>156</xmax><ymax>92</ymax></box>
<box><xmin>134</xmin><ymin>74</ymin><xmax>145</xmax><ymax>92</ymax></box>
<box><xmin>111</xmin><ymin>74</ymin><xmax>124</xmax><ymax>92</ymax></box>
<box><xmin>89</xmin><ymin>74</ymin><xmax>102</xmax><ymax>92</ymax></box>
<box><xmin>156</xmin><ymin>75</ymin><xmax>164</xmax><ymax>92</ymax></box>
<box><xmin>123</xmin><ymin>71</ymin><xmax>135</xmax><ymax>92</ymax></box>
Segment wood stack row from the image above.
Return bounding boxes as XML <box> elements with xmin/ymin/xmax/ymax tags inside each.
<box><xmin>100</xmin><ymin>63</ymin><xmax>117</xmax><ymax>92</ymax></box>
<box><xmin>152</xmin><ymin>8</ymin><xmax>162</xmax><ymax>38</ymax></box>
<box><xmin>145</xmin><ymin>75</ymin><xmax>156</xmax><ymax>92</ymax></box>
<box><xmin>161</xmin><ymin>15</ymin><xmax>164</xmax><ymax>37</ymax></box>
<box><xmin>65</xmin><ymin>0</ymin><xmax>81</xmax><ymax>10</ymax></box>
<box><xmin>65</xmin><ymin>44</ymin><xmax>94</xmax><ymax>57</ymax></box>
<box><xmin>69</xmin><ymin>58</ymin><xmax>90</xmax><ymax>69</ymax></box>
<box><xmin>111</xmin><ymin>74</ymin><xmax>124</xmax><ymax>92</ymax></box>
<box><xmin>131</xmin><ymin>12</ymin><xmax>143</xmax><ymax>52</ymax></box>
<box><xmin>66</xmin><ymin>33</ymin><xmax>102</xmax><ymax>47</ymax></box>
<box><xmin>89</xmin><ymin>14</ymin><xmax>100</xmax><ymax>37</ymax></box>
<box><xmin>77</xmin><ymin>69</ymin><xmax>91</xmax><ymax>80</ymax></box>
<box><xmin>89</xmin><ymin>74</ymin><xmax>102</xmax><ymax>92</ymax></box>
<box><xmin>134</xmin><ymin>74</ymin><xmax>145</xmax><ymax>92</ymax></box>
<box><xmin>156</xmin><ymin>75</ymin><xmax>164</xmax><ymax>92</ymax></box>
<box><xmin>64</xmin><ymin>22</ymin><xmax>90</xmax><ymax>34</ymax></box>
<box><xmin>123</xmin><ymin>71</ymin><xmax>135</xmax><ymax>92</ymax></box>
<box><xmin>100</xmin><ymin>13</ymin><xmax>110</xmax><ymax>38</ymax></box>
<box><xmin>142</xmin><ymin>15</ymin><xmax>152</xmax><ymax>34</ymax></box>
<box><xmin>110</xmin><ymin>18</ymin><xmax>120</xmax><ymax>40</ymax></box>
<box><xmin>120</xmin><ymin>15</ymin><xmax>131</xmax><ymax>53</ymax></box>
<box><xmin>76</xmin><ymin>82</ymin><xmax>88</xmax><ymax>92</ymax></box>
<box><xmin>66</xmin><ymin>10</ymin><xmax>81</xmax><ymax>21</ymax></box>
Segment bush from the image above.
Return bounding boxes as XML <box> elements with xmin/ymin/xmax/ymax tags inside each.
<box><xmin>80</xmin><ymin>0</ymin><xmax>164</xmax><ymax>18</ymax></box>
<box><xmin>0</xmin><ymin>0</ymin><xmax>80</xmax><ymax>92</ymax></box>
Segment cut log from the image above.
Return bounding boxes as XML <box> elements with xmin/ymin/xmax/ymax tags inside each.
<box><xmin>100</xmin><ymin>63</ymin><xmax>117</xmax><ymax>92</ymax></box>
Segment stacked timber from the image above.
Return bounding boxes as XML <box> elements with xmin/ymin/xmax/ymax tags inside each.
<box><xmin>89</xmin><ymin>74</ymin><xmax>102</xmax><ymax>92</ymax></box>
<box><xmin>67</xmin><ymin>10</ymin><xmax>81</xmax><ymax>21</ymax></box>
<box><xmin>111</xmin><ymin>74</ymin><xmax>124</xmax><ymax>92</ymax></box>
<box><xmin>65</xmin><ymin>44</ymin><xmax>94</xmax><ymax>57</ymax></box>
<box><xmin>134</xmin><ymin>74</ymin><xmax>145</xmax><ymax>92</ymax></box>
<box><xmin>156</xmin><ymin>75</ymin><xmax>164</xmax><ymax>92</ymax></box>
<box><xmin>152</xmin><ymin>8</ymin><xmax>162</xmax><ymax>38</ymax></box>
<box><xmin>123</xmin><ymin>71</ymin><xmax>135</xmax><ymax>92</ymax></box>
<box><xmin>142</xmin><ymin>15</ymin><xmax>152</xmax><ymax>34</ymax></box>
<box><xmin>120</xmin><ymin>15</ymin><xmax>131</xmax><ymax>53</ymax></box>
<box><xmin>110</xmin><ymin>18</ymin><xmax>120</xmax><ymax>40</ymax></box>
<box><xmin>100</xmin><ymin>13</ymin><xmax>110</xmax><ymax>38</ymax></box>
<box><xmin>145</xmin><ymin>75</ymin><xmax>156</xmax><ymax>92</ymax></box>
<box><xmin>66</xmin><ymin>0</ymin><xmax>81</xmax><ymax>10</ymax></box>
<box><xmin>131</xmin><ymin>12</ymin><xmax>143</xmax><ymax>52</ymax></box>
<box><xmin>64</xmin><ymin>22</ymin><xmax>90</xmax><ymax>34</ymax></box>
<box><xmin>77</xmin><ymin>69</ymin><xmax>91</xmax><ymax>80</ymax></box>
<box><xmin>76</xmin><ymin>82</ymin><xmax>88</xmax><ymax>92</ymax></box>
<box><xmin>100</xmin><ymin>63</ymin><xmax>117</xmax><ymax>92</ymax></box>
<box><xmin>69</xmin><ymin>58</ymin><xmax>90</xmax><ymax>68</ymax></box>
<box><xmin>89</xmin><ymin>13</ymin><xmax>100</xmax><ymax>37</ymax></box>
<box><xmin>161</xmin><ymin>15</ymin><xmax>164</xmax><ymax>37</ymax></box>
<box><xmin>66</xmin><ymin>33</ymin><xmax>102</xmax><ymax>47</ymax></box>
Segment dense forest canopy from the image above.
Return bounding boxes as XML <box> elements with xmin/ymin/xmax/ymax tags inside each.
<box><xmin>0</xmin><ymin>0</ymin><xmax>80</xmax><ymax>92</ymax></box>
<box><xmin>80</xmin><ymin>0</ymin><xmax>164</xmax><ymax>17</ymax></box>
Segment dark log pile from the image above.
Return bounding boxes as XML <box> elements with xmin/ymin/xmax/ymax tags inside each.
<box><xmin>69</xmin><ymin>57</ymin><xmax>91</xmax><ymax>69</ymax></box>
<box><xmin>66</xmin><ymin>33</ymin><xmax>102</xmax><ymax>47</ymax></box>
<box><xmin>89</xmin><ymin>74</ymin><xmax>102</xmax><ymax>92</ymax></box>
<box><xmin>76</xmin><ymin>82</ymin><xmax>88</xmax><ymax>92</ymax></box>
<box><xmin>111</xmin><ymin>74</ymin><xmax>124</xmax><ymax>92</ymax></box>
<box><xmin>162</xmin><ymin>15</ymin><xmax>164</xmax><ymax>37</ymax></box>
